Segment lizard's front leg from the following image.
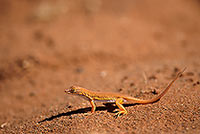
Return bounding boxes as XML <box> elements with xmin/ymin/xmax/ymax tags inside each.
<box><xmin>89</xmin><ymin>99</ymin><xmax>96</xmax><ymax>113</ymax></box>
<box><xmin>115</xmin><ymin>98</ymin><xmax>127</xmax><ymax>117</ymax></box>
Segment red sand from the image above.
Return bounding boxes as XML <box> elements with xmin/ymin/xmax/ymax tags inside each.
<box><xmin>0</xmin><ymin>0</ymin><xmax>200</xmax><ymax>133</ymax></box>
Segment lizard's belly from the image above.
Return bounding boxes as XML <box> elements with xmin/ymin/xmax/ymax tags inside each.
<box><xmin>94</xmin><ymin>99</ymin><xmax>116</xmax><ymax>103</ymax></box>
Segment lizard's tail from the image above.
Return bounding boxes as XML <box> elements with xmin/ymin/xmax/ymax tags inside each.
<box><xmin>124</xmin><ymin>67</ymin><xmax>186</xmax><ymax>104</ymax></box>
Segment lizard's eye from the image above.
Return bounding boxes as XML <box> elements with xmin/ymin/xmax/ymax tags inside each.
<box><xmin>65</xmin><ymin>88</ymin><xmax>76</xmax><ymax>94</ymax></box>
<box><xmin>70</xmin><ymin>89</ymin><xmax>76</xmax><ymax>93</ymax></box>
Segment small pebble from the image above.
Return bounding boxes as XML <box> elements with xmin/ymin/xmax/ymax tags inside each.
<box><xmin>193</xmin><ymin>81</ymin><xmax>200</xmax><ymax>86</ymax></box>
<box><xmin>192</xmin><ymin>126</ymin><xmax>196</xmax><ymax>129</ymax></box>
<box><xmin>130</xmin><ymin>83</ymin><xmax>135</xmax><ymax>87</ymax></box>
<box><xmin>186</xmin><ymin>78</ymin><xmax>193</xmax><ymax>82</ymax></box>
<box><xmin>75</xmin><ymin>67</ymin><xmax>84</xmax><ymax>73</ymax></box>
<box><xmin>186</xmin><ymin>72</ymin><xmax>194</xmax><ymax>76</ymax></box>
<box><xmin>148</xmin><ymin>75</ymin><xmax>157</xmax><ymax>80</ymax></box>
<box><xmin>174</xmin><ymin>67</ymin><xmax>179</xmax><ymax>73</ymax></box>
<box><xmin>29</xmin><ymin>92</ymin><xmax>35</xmax><ymax>97</ymax></box>
<box><xmin>193</xmin><ymin>83</ymin><xmax>196</xmax><ymax>86</ymax></box>
<box><xmin>46</xmin><ymin>37</ymin><xmax>55</xmax><ymax>47</ymax></box>
<box><xmin>121</xmin><ymin>76</ymin><xmax>128</xmax><ymax>82</ymax></box>
<box><xmin>34</xmin><ymin>30</ymin><xmax>44</xmax><ymax>41</ymax></box>
<box><xmin>100</xmin><ymin>71</ymin><xmax>107</xmax><ymax>78</ymax></box>
<box><xmin>118</xmin><ymin>88</ymin><xmax>123</xmax><ymax>92</ymax></box>
<box><xmin>1</xmin><ymin>122</ymin><xmax>7</xmax><ymax>128</ymax></box>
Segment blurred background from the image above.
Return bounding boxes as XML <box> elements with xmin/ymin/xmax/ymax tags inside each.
<box><xmin>0</xmin><ymin>0</ymin><xmax>200</xmax><ymax>132</ymax></box>
<box><xmin>1</xmin><ymin>0</ymin><xmax>199</xmax><ymax>64</ymax></box>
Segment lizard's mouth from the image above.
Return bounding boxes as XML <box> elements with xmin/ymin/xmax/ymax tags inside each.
<box><xmin>65</xmin><ymin>89</ymin><xmax>71</xmax><ymax>94</ymax></box>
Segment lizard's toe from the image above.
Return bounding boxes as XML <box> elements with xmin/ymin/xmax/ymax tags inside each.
<box><xmin>114</xmin><ymin>110</ymin><xmax>127</xmax><ymax>118</ymax></box>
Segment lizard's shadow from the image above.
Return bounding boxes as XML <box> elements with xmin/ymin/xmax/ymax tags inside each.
<box><xmin>38</xmin><ymin>103</ymin><xmax>137</xmax><ymax>123</ymax></box>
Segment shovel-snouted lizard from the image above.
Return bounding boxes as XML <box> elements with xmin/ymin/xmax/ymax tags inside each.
<box><xmin>65</xmin><ymin>68</ymin><xmax>185</xmax><ymax>117</ymax></box>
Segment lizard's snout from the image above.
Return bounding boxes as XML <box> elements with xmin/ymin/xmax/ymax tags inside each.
<box><xmin>65</xmin><ymin>89</ymin><xmax>71</xmax><ymax>94</ymax></box>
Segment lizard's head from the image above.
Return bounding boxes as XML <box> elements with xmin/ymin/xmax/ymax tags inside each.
<box><xmin>65</xmin><ymin>86</ymin><xmax>83</xmax><ymax>95</ymax></box>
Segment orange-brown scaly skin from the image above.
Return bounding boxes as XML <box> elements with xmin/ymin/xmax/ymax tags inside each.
<box><xmin>65</xmin><ymin>68</ymin><xmax>186</xmax><ymax>117</ymax></box>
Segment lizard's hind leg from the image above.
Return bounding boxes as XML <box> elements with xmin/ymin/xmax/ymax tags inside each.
<box><xmin>115</xmin><ymin>98</ymin><xmax>127</xmax><ymax>117</ymax></box>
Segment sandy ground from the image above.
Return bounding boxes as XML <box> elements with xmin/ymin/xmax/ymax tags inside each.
<box><xmin>0</xmin><ymin>0</ymin><xmax>200</xmax><ymax>133</ymax></box>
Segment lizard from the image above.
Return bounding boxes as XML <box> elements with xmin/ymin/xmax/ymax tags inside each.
<box><xmin>65</xmin><ymin>68</ymin><xmax>186</xmax><ymax>117</ymax></box>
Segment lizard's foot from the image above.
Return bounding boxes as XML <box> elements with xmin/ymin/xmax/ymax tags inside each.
<box><xmin>113</xmin><ymin>109</ymin><xmax>119</xmax><ymax>113</ymax></box>
<box><xmin>84</xmin><ymin>113</ymin><xmax>92</xmax><ymax>116</ymax></box>
<box><xmin>114</xmin><ymin>110</ymin><xmax>127</xmax><ymax>118</ymax></box>
<box><xmin>83</xmin><ymin>111</ymin><xmax>95</xmax><ymax>116</ymax></box>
